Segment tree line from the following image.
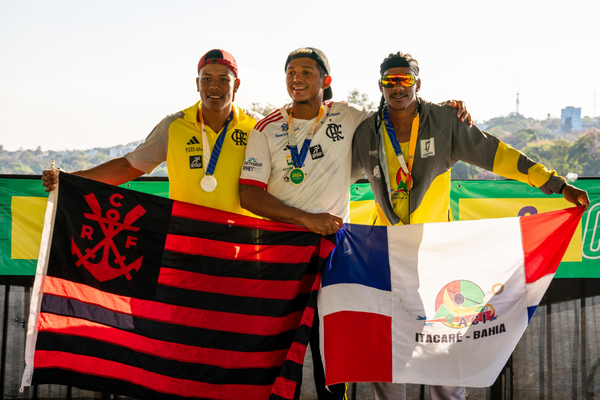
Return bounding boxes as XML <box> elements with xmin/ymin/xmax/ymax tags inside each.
<box><xmin>1</xmin><ymin>92</ymin><xmax>599</xmax><ymax>179</ymax></box>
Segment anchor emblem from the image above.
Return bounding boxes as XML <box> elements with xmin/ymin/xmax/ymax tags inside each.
<box><xmin>71</xmin><ymin>192</ymin><xmax>146</xmax><ymax>282</ymax></box>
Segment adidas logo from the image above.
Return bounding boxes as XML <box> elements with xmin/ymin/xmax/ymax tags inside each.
<box><xmin>187</xmin><ymin>136</ymin><xmax>200</xmax><ymax>145</ymax></box>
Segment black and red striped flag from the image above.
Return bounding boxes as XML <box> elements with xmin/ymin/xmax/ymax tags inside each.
<box><xmin>21</xmin><ymin>172</ymin><xmax>334</xmax><ymax>400</ymax></box>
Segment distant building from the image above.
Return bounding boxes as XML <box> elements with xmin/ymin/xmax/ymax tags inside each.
<box><xmin>561</xmin><ymin>106</ymin><xmax>581</xmax><ymax>132</ymax></box>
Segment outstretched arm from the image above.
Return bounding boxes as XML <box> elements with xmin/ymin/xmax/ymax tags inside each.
<box><xmin>42</xmin><ymin>157</ymin><xmax>145</xmax><ymax>192</ymax></box>
<box><xmin>562</xmin><ymin>183</ymin><xmax>590</xmax><ymax>210</ymax></box>
<box><xmin>239</xmin><ymin>184</ymin><xmax>343</xmax><ymax>236</ymax></box>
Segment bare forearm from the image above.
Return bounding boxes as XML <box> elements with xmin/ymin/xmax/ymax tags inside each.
<box><xmin>239</xmin><ymin>184</ymin><xmax>343</xmax><ymax>235</ymax></box>
<box><xmin>73</xmin><ymin>157</ymin><xmax>145</xmax><ymax>186</ymax></box>
<box><xmin>43</xmin><ymin>157</ymin><xmax>145</xmax><ymax>192</ymax></box>
<box><xmin>239</xmin><ymin>184</ymin><xmax>310</xmax><ymax>224</ymax></box>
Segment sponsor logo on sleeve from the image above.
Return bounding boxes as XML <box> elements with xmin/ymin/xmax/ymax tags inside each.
<box><xmin>243</xmin><ymin>157</ymin><xmax>263</xmax><ymax>173</ymax></box>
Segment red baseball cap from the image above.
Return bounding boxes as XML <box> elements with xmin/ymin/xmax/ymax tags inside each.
<box><xmin>197</xmin><ymin>49</ymin><xmax>238</xmax><ymax>77</ymax></box>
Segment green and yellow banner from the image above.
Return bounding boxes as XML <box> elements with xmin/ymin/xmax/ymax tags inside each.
<box><xmin>1</xmin><ymin>176</ymin><xmax>599</xmax><ymax>277</ymax></box>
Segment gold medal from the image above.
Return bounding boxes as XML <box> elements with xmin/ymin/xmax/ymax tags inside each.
<box><xmin>289</xmin><ymin>168</ymin><xmax>305</xmax><ymax>185</ymax></box>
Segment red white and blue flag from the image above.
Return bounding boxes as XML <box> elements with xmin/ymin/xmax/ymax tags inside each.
<box><xmin>21</xmin><ymin>172</ymin><xmax>334</xmax><ymax>400</ymax></box>
<box><xmin>319</xmin><ymin>208</ymin><xmax>583</xmax><ymax>387</ymax></box>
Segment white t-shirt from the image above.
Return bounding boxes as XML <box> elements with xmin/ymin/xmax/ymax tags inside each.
<box><xmin>239</xmin><ymin>101</ymin><xmax>371</xmax><ymax>222</ymax></box>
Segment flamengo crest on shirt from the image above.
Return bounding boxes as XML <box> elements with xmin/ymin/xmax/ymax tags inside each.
<box><xmin>231</xmin><ymin>129</ymin><xmax>248</xmax><ymax>146</ymax></box>
<box><xmin>325</xmin><ymin>123</ymin><xmax>343</xmax><ymax>141</ymax></box>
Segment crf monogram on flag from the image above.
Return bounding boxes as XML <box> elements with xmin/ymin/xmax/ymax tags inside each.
<box><xmin>21</xmin><ymin>172</ymin><xmax>334</xmax><ymax>400</ymax></box>
<box><xmin>21</xmin><ymin>172</ymin><xmax>583</xmax><ymax>398</ymax></box>
<box><xmin>72</xmin><ymin>192</ymin><xmax>146</xmax><ymax>281</ymax></box>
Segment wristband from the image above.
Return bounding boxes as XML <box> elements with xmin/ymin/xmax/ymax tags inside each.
<box><xmin>560</xmin><ymin>182</ymin><xmax>567</xmax><ymax>194</ymax></box>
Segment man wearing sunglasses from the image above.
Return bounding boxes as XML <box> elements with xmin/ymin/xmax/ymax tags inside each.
<box><xmin>352</xmin><ymin>51</ymin><xmax>590</xmax><ymax>400</ymax></box>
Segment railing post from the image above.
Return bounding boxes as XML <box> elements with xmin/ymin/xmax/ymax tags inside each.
<box><xmin>1</xmin><ymin>276</ymin><xmax>11</xmax><ymax>400</ymax></box>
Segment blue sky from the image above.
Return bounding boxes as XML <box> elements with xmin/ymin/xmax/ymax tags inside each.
<box><xmin>1</xmin><ymin>0</ymin><xmax>598</xmax><ymax>151</ymax></box>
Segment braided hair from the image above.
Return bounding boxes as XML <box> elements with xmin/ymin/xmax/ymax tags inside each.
<box><xmin>375</xmin><ymin>52</ymin><xmax>420</xmax><ymax>134</ymax></box>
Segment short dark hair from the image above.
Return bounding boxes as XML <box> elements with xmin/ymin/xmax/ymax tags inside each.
<box><xmin>379</xmin><ymin>51</ymin><xmax>419</xmax><ymax>76</ymax></box>
<box><xmin>314</xmin><ymin>62</ymin><xmax>328</xmax><ymax>78</ymax></box>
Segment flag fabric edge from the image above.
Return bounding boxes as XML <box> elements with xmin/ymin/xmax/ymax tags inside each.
<box><xmin>21</xmin><ymin>170</ymin><xmax>61</xmax><ymax>390</ymax></box>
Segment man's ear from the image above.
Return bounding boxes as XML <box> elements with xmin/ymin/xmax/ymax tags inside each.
<box><xmin>416</xmin><ymin>78</ymin><xmax>421</xmax><ymax>92</ymax></box>
<box><xmin>196</xmin><ymin>77</ymin><xmax>200</xmax><ymax>92</ymax></box>
<box><xmin>323</xmin><ymin>75</ymin><xmax>332</xmax><ymax>88</ymax></box>
<box><xmin>233</xmin><ymin>78</ymin><xmax>241</xmax><ymax>101</ymax></box>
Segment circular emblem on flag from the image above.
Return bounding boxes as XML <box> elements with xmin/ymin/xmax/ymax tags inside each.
<box><xmin>429</xmin><ymin>280</ymin><xmax>495</xmax><ymax>329</ymax></box>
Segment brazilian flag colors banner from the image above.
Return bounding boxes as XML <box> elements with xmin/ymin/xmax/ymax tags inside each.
<box><xmin>21</xmin><ymin>173</ymin><xmax>331</xmax><ymax>400</ymax></box>
<box><xmin>1</xmin><ymin>176</ymin><xmax>599</xmax><ymax>277</ymax></box>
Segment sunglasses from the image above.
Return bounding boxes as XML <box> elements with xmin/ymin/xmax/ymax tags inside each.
<box><xmin>380</xmin><ymin>73</ymin><xmax>417</xmax><ymax>88</ymax></box>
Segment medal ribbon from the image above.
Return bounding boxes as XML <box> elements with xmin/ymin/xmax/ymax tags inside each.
<box><xmin>287</xmin><ymin>105</ymin><xmax>325</xmax><ymax>168</ymax></box>
<box><xmin>199</xmin><ymin>109</ymin><xmax>233</xmax><ymax>176</ymax></box>
<box><xmin>383</xmin><ymin>107</ymin><xmax>419</xmax><ymax>179</ymax></box>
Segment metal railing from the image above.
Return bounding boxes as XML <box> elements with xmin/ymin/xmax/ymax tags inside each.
<box><xmin>2</xmin><ymin>276</ymin><xmax>509</xmax><ymax>400</ymax></box>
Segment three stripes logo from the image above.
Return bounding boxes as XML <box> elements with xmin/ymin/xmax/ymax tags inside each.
<box><xmin>186</xmin><ymin>136</ymin><xmax>201</xmax><ymax>153</ymax></box>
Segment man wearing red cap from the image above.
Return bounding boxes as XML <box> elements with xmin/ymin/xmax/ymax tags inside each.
<box><xmin>42</xmin><ymin>49</ymin><xmax>260</xmax><ymax>215</ymax></box>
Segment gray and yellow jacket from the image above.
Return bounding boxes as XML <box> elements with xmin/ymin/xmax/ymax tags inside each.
<box><xmin>351</xmin><ymin>98</ymin><xmax>566</xmax><ymax>225</ymax></box>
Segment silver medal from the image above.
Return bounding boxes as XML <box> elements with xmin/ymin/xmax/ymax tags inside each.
<box><xmin>200</xmin><ymin>175</ymin><xmax>217</xmax><ymax>192</ymax></box>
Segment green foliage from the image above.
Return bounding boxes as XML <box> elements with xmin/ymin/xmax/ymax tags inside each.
<box><xmin>451</xmin><ymin>161</ymin><xmax>505</xmax><ymax>180</ymax></box>
<box><xmin>451</xmin><ymin>161</ymin><xmax>483</xmax><ymax>180</ymax></box>
<box><xmin>481</xmin><ymin>113</ymin><xmax>562</xmax><ymax>147</ymax></box>
<box><xmin>521</xmin><ymin>140</ymin><xmax>572</xmax><ymax>177</ymax></box>
<box><xmin>2</xmin><ymin>114</ymin><xmax>599</xmax><ymax>179</ymax></box>
<box><xmin>347</xmin><ymin>90</ymin><xmax>376</xmax><ymax>109</ymax></box>
<box><xmin>0</xmin><ymin>142</ymin><xmax>141</xmax><ymax>175</ymax></box>
<box><xmin>568</xmin><ymin>129</ymin><xmax>600</xmax><ymax>176</ymax></box>
<box><xmin>248</xmin><ymin>102</ymin><xmax>277</xmax><ymax>117</ymax></box>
